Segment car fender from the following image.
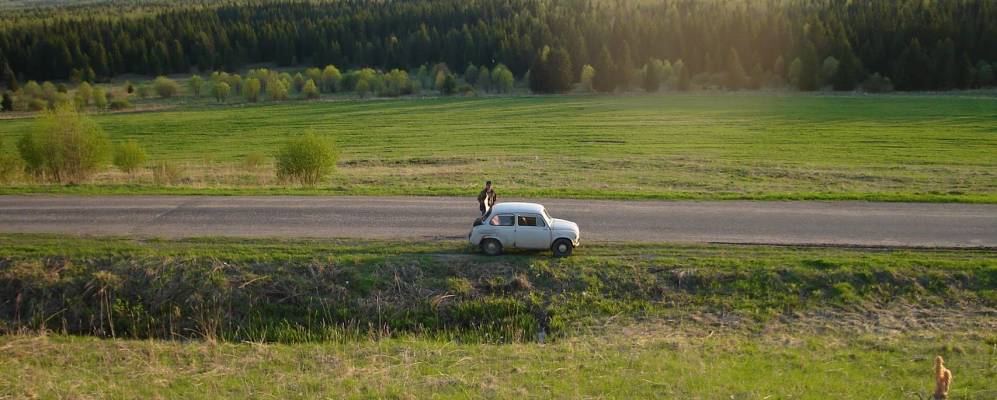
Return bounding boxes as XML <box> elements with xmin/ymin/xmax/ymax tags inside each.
<box><xmin>478</xmin><ymin>234</ymin><xmax>510</xmax><ymax>247</ymax></box>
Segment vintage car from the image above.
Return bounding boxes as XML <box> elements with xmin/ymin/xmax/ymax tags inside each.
<box><xmin>469</xmin><ymin>202</ymin><xmax>580</xmax><ymax>257</ymax></box>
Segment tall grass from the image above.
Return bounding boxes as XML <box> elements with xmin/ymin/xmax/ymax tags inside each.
<box><xmin>2</xmin><ymin>235</ymin><xmax>993</xmax><ymax>343</ymax></box>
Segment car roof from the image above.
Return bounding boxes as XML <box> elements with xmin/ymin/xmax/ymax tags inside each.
<box><xmin>491</xmin><ymin>202</ymin><xmax>545</xmax><ymax>214</ymax></box>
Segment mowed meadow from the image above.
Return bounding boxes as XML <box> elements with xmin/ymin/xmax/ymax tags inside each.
<box><xmin>1</xmin><ymin>93</ymin><xmax>995</xmax><ymax>201</ymax></box>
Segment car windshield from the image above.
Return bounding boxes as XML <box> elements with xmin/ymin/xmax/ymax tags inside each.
<box><xmin>541</xmin><ymin>208</ymin><xmax>552</xmax><ymax>225</ymax></box>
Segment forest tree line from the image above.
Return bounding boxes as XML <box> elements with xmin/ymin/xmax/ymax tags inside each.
<box><xmin>0</xmin><ymin>0</ymin><xmax>996</xmax><ymax>93</ymax></box>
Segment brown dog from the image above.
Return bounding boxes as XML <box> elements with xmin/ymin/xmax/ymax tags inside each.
<box><xmin>933</xmin><ymin>355</ymin><xmax>952</xmax><ymax>400</ymax></box>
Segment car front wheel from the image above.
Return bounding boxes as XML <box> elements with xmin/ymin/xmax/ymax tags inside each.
<box><xmin>551</xmin><ymin>239</ymin><xmax>573</xmax><ymax>257</ymax></box>
<box><xmin>481</xmin><ymin>238</ymin><xmax>503</xmax><ymax>256</ymax></box>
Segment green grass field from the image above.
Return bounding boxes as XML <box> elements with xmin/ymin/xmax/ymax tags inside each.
<box><xmin>3</xmin><ymin>327</ymin><xmax>995</xmax><ymax>399</ymax></box>
<box><xmin>1</xmin><ymin>234</ymin><xmax>995</xmax><ymax>398</ymax></box>
<box><xmin>1</xmin><ymin>93</ymin><xmax>995</xmax><ymax>201</ymax></box>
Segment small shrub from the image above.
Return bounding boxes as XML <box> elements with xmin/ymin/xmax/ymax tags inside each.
<box><xmin>109</xmin><ymin>99</ymin><xmax>131</xmax><ymax>110</ymax></box>
<box><xmin>275</xmin><ymin>132</ymin><xmax>338</xmax><ymax>185</ymax></box>
<box><xmin>17</xmin><ymin>105</ymin><xmax>111</xmax><ymax>183</ymax></box>
<box><xmin>136</xmin><ymin>85</ymin><xmax>152</xmax><ymax>99</ymax></box>
<box><xmin>243</xmin><ymin>78</ymin><xmax>261</xmax><ymax>102</ymax></box>
<box><xmin>113</xmin><ymin>140</ymin><xmax>148</xmax><ymax>173</ymax></box>
<box><xmin>861</xmin><ymin>73</ymin><xmax>894</xmax><ymax>93</ymax></box>
<box><xmin>301</xmin><ymin>79</ymin><xmax>320</xmax><ymax>99</ymax></box>
<box><xmin>152</xmin><ymin>160</ymin><xmax>185</xmax><ymax>185</ymax></box>
<box><xmin>28</xmin><ymin>98</ymin><xmax>47</xmax><ymax>111</ymax></box>
<box><xmin>189</xmin><ymin>75</ymin><xmax>204</xmax><ymax>97</ymax></box>
<box><xmin>153</xmin><ymin>76</ymin><xmax>180</xmax><ymax>99</ymax></box>
<box><xmin>93</xmin><ymin>87</ymin><xmax>108</xmax><ymax>109</ymax></box>
<box><xmin>212</xmin><ymin>82</ymin><xmax>231</xmax><ymax>102</ymax></box>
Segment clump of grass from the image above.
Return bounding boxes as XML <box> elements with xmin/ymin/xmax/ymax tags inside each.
<box><xmin>0</xmin><ymin>148</ymin><xmax>24</xmax><ymax>184</ymax></box>
<box><xmin>446</xmin><ymin>276</ymin><xmax>474</xmax><ymax>296</ymax></box>
<box><xmin>152</xmin><ymin>161</ymin><xmax>185</xmax><ymax>185</ymax></box>
<box><xmin>244</xmin><ymin>152</ymin><xmax>266</xmax><ymax>170</ymax></box>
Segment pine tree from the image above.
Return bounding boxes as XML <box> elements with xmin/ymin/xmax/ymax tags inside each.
<box><xmin>592</xmin><ymin>46</ymin><xmax>616</xmax><ymax>93</ymax></box>
<box><xmin>530</xmin><ymin>47</ymin><xmax>573</xmax><ymax>93</ymax></box>
<box><xmin>616</xmin><ymin>41</ymin><xmax>634</xmax><ymax>90</ymax></box>
<box><xmin>725</xmin><ymin>48</ymin><xmax>747</xmax><ymax>90</ymax></box>
<box><xmin>798</xmin><ymin>41</ymin><xmax>820</xmax><ymax>91</ymax></box>
<box><xmin>1</xmin><ymin>91</ymin><xmax>12</xmax><ymax>111</ymax></box>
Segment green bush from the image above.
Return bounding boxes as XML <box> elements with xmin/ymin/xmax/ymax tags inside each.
<box><xmin>108</xmin><ymin>99</ymin><xmax>131</xmax><ymax>110</ymax></box>
<box><xmin>301</xmin><ymin>79</ymin><xmax>320</xmax><ymax>99</ymax></box>
<box><xmin>17</xmin><ymin>105</ymin><xmax>111</xmax><ymax>183</ymax></box>
<box><xmin>136</xmin><ymin>85</ymin><xmax>152</xmax><ymax>99</ymax></box>
<box><xmin>27</xmin><ymin>98</ymin><xmax>47</xmax><ymax>111</ymax></box>
<box><xmin>275</xmin><ymin>132</ymin><xmax>338</xmax><ymax>185</ymax></box>
<box><xmin>153</xmin><ymin>76</ymin><xmax>180</xmax><ymax>98</ymax></box>
<box><xmin>92</xmin><ymin>87</ymin><xmax>108</xmax><ymax>109</ymax></box>
<box><xmin>113</xmin><ymin>140</ymin><xmax>148</xmax><ymax>173</ymax></box>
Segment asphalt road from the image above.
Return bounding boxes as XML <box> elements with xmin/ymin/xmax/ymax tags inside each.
<box><xmin>1</xmin><ymin>196</ymin><xmax>995</xmax><ymax>248</ymax></box>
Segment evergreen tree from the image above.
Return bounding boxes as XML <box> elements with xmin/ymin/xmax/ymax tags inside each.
<box><xmin>1</xmin><ymin>91</ymin><xmax>12</xmax><ymax>111</ymax></box>
<box><xmin>673</xmin><ymin>59</ymin><xmax>690</xmax><ymax>91</ymax></box>
<box><xmin>476</xmin><ymin>66</ymin><xmax>491</xmax><ymax>92</ymax></box>
<box><xmin>592</xmin><ymin>46</ymin><xmax>616</xmax><ymax>92</ymax></box>
<box><xmin>932</xmin><ymin>39</ymin><xmax>957</xmax><ymax>89</ymax></box>
<box><xmin>726</xmin><ymin>48</ymin><xmax>747</xmax><ymax>90</ymax></box>
<box><xmin>894</xmin><ymin>38</ymin><xmax>930</xmax><ymax>90</ymax></box>
<box><xmin>530</xmin><ymin>46</ymin><xmax>573</xmax><ymax>93</ymax></box>
<box><xmin>798</xmin><ymin>41</ymin><xmax>820</xmax><ymax>91</ymax></box>
<box><xmin>616</xmin><ymin>41</ymin><xmax>634</xmax><ymax>90</ymax></box>
<box><xmin>773</xmin><ymin>56</ymin><xmax>786</xmax><ymax>79</ymax></box>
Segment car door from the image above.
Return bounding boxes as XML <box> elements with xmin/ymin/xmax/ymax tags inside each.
<box><xmin>486</xmin><ymin>213</ymin><xmax>516</xmax><ymax>247</ymax></box>
<box><xmin>514</xmin><ymin>213</ymin><xmax>551</xmax><ymax>249</ymax></box>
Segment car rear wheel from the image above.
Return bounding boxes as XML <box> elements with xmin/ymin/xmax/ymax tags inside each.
<box><xmin>481</xmin><ymin>238</ymin><xmax>503</xmax><ymax>256</ymax></box>
<box><xmin>551</xmin><ymin>239</ymin><xmax>573</xmax><ymax>257</ymax></box>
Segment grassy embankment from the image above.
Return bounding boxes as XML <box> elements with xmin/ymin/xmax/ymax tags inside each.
<box><xmin>1</xmin><ymin>234</ymin><xmax>995</xmax><ymax>398</ymax></box>
<box><xmin>1</xmin><ymin>93</ymin><xmax>995</xmax><ymax>202</ymax></box>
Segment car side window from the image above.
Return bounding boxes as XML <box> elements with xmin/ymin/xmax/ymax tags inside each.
<box><xmin>490</xmin><ymin>214</ymin><xmax>515</xmax><ymax>226</ymax></box>
<box><xmin>518</xmin><ymin>214</ymin><xmax>545</xmax><ymax>227</ymax></box>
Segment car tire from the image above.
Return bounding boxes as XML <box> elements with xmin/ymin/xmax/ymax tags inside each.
<box><xmin>481</xmin><ymin>238</ymin><xmax>503</xmax><ymax>256</ymax></box>
<box><xmin>551</xmin><ymin>239</ymin><xmax>573</xmax><ymax>257</ymax></box>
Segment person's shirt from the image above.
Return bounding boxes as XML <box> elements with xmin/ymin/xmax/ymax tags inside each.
<box><xmin>478</xmin><ymin>188</ymin><xmax>496</xmax><ymax>205</ymax></box>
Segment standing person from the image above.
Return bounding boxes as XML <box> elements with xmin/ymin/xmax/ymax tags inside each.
<box><xmin>477</xmin><ymin>180</ymin><xmax>497</xmax><ymax>215</ymax></box>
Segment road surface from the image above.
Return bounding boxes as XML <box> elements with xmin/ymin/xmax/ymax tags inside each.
<box><xmin>1</xmin><ymin>196</ymin><xmax>995</xmax><ymax>247</ymax></box>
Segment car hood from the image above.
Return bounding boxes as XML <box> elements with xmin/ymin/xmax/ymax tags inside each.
<box><xmin>551</xmin><ymin>218</ymin><xmax>578</xmax><ymax>232</ymax></box>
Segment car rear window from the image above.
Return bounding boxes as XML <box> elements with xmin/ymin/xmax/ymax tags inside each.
<box><xmin>518</xmin><ymin>215</ymin><xmax>544</xmax><ymax>227</ymax></box>
<box><xmin>490</xmin><ymin>214</ymin><xmax>515</xmax><ymax>226</ymax></box>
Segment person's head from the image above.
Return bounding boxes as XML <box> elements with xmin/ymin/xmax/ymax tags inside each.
<box><xmin>485</xmin><ymin>180</ymin><xmax>492</xmax><ymax>189</ymax></box>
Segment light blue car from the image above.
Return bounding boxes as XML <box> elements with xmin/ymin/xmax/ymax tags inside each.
<box><xmin>469</xmin><ymin>202</ymin><xmax>580</xmax><ymax>257</ymax></box>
